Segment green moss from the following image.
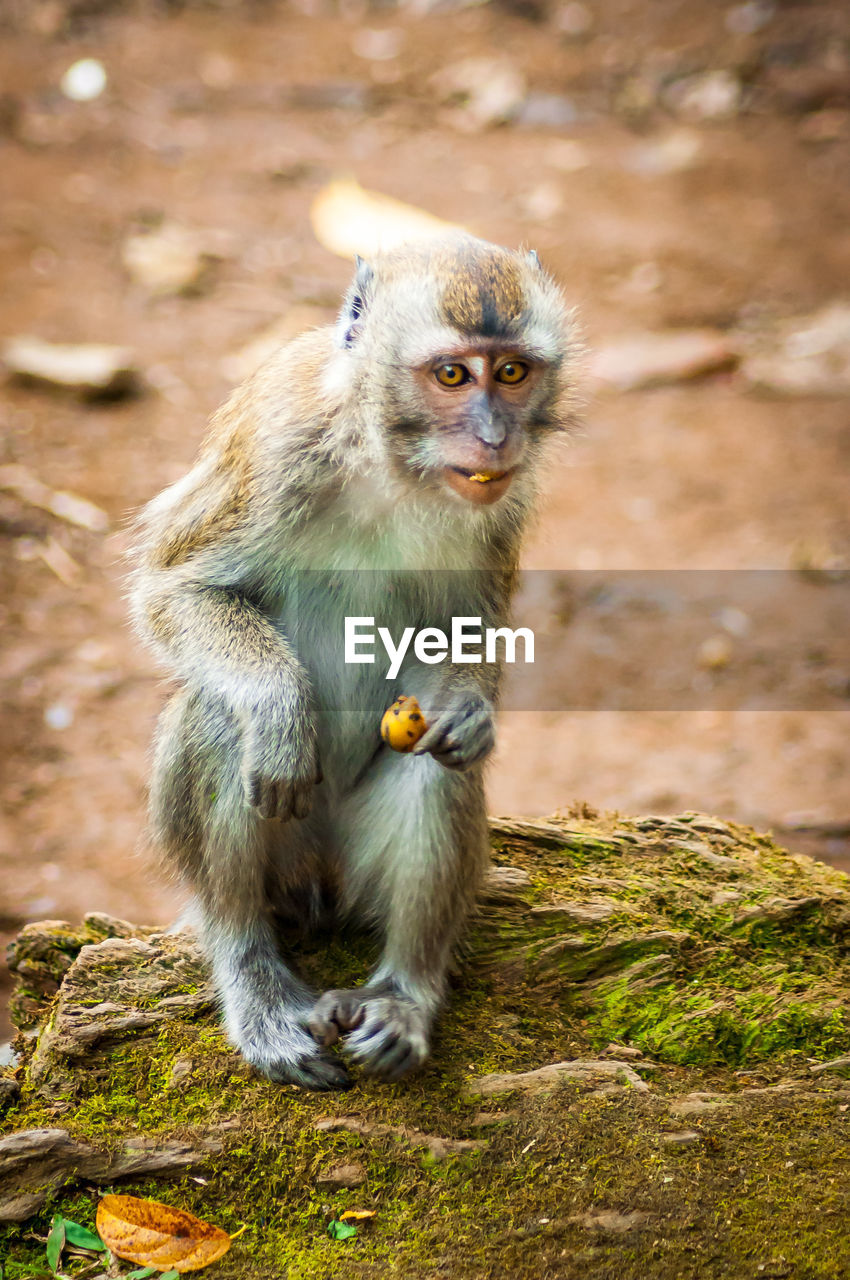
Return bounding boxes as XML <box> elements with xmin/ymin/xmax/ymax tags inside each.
<box><xmin>583</xmin><ymin>973</ymin><xmax>850</xmax><ymax>1065</ymax></box>
<box><xmin>8</xmin><ymin>1085</ymin><xmax>849</xmax><ymax>1280</ymax></box>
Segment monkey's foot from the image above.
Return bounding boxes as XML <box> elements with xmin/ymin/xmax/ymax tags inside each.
<box><xmin>308</xmin><ymin>988</ymin><xmax>430</xmax><ymax>1081</ymax></box>
<box><xmin>235</xmin><ymin>1013</ymin><xmax>352</xmax><ymax>1091</ymax></box>
<box><xmin>264</xmin><ymin>1050</ymin><xmax>352</xmax><ymax>1091</ymax></box>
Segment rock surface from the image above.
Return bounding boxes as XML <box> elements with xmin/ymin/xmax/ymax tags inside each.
<box><xmin>2</xmin><ymin>812</ymin><xmax>850</xmax><ymax>1276</ymax></box>
<box><xmin>465</xmin><ymin>1058</ymin><xmax>650</xmax><ymax>1097</ymax></box>
<box><xmin>0</xmin><ymin>1123</ymin><xmax>234</xmax><ymax>1222</ymax></box>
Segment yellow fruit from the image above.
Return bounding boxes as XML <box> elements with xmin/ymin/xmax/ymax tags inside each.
<box><xmin>380</xmin><ymin>695</ymin><xmax>428</xmax><ymax>753</ymax></box>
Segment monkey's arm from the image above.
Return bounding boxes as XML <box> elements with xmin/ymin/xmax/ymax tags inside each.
<box><xmin>136</xmin><ymin>574</ymin><xmax>320</xmax><ymax>820</ymax></box>
<box><xmin>129</xmin><ymin>412</ymin><xmax>328</xmax><ymax>822</ymax></box>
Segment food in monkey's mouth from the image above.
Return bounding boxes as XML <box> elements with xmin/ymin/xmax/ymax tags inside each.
<box><xmin>381</xmin><ymin>695</ymin><xmax>428</xmax><ymax>752</ymax></box>
<box><xmin>455</xmin><ymin>467</ymin><xmax>509</xmax><ymax>483</ymax></box>
<box><xmin>443</xmin><ymin>466</ymin><xmax>514</xmax><ymax>504</ymax></box>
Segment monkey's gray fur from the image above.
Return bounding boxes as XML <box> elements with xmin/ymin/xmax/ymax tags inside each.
<box><xmin>130</xmin><ymin>235</ymin><xmax>579</xmax><ymax>1089</ymax></box>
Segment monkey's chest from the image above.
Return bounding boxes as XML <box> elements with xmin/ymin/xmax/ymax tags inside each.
<box><xmin>272</xmin><ymin>569</ymin><xmax>464</xmax><ymax>783</ymax></box>
<box><xmin>275</xmin><ymin>568</ymin><xmax>440</xmax><ymax>694</ymax></box>
<box><xmin>274</xmin><ymin>570</ymin><xmax>398</xmax><ymax>728</ymax></box>
<box><xmin>273</xmin><ymin>496</ymin><xmax>493</xmax><ymax>780</ymax></box>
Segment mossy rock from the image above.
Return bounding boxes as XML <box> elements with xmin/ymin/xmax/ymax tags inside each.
<box><xmin>2</xmin><ymin>811</ymin><xmax>849</xmax><ymax>1279</ymax></box>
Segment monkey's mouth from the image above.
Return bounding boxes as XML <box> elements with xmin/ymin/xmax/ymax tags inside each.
<box><xmin>443</xmin><ymin>466</ymin><xmax>515</xmax><ymax>505</ymax></box>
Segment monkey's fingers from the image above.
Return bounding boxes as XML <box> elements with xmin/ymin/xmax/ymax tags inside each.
<box><xmin>412</xmin><ymin>721</ymin><xmax>451</xmax><ymax>756</ymax></box>
<box><xmin>347</xmin><ymin>1023</ymin><xmax>424</xmax><ymax>1080</ymax></box>
<box><xmin>430</xmin><ymin>747</ymin><xmax>476</xmax><ymax>772</ymax></box>
<box><xmin>258</xmin><ymin>780</ymin><xmax>280</xmax><ymax>820</ymax></box>
<box><xmin>377</xmin><ymin>1041</ymin><xmax>418</xmax><ymax>1082</ymax></box>
<box><xmin>425</xmin><ymin>708</ymin><xmax>495</xmax><ymax>770</ymax></box>
<box><xmin>413</xmin><ymin>697</ymin><xmax>481</xmax><ymax>758</ymax></box>
<box><xmin>308</xmin><ymin>989</ymin><xmax>367</xmax><ymax>1047</ymax></box>
<box><xmin>417</xmin><ymin>735</ymin><xmax>491</xmax><ymax>770</ymax></box>
<box><xmin>245</xmin><ymin>775</ymin><xmax>316</xmax><ymax>821</ymax></box>
<box><xmin>266</xmin><ymin>1051</ymin><xmax>352</xmax><ymax>1091</ymax></box>
<box><xmin>433</xmin><ymin>733</ymin><xmax>494</xmax><ymax>770</ymax></box>
<box><xmin>246</xmin><ymin>772</ymin><xmax>264</xmax><ymax>810</ymax></box>
<box><xmin>343</xmin><ymin>999</ymin><xmax>429</xmax><ymax>1079</ymax></box>
<box><xmin>290</xmin><ymin>781</ymin><xmax>315</xmax><ymax>820</ymax></box>
<box><xmin>243</xmin><ymin>772</ymin><xmax>278</xmax><ymax>817</ymax></box>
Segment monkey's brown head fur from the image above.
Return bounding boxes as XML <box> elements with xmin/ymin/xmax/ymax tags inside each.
<box><xmin>335</xmin><ymin>235</ymin><xmax>579</xmax><ymax>512</ymax></box>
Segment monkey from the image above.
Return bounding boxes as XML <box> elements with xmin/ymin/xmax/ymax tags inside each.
<box><xmin>130</xmin><ymin>235</ymin><xmax>578</xmax><ymax>1090</ymax></box>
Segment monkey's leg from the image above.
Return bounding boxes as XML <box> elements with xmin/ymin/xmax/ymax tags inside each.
<box><xmin>309</xmin><ymin>755</ymin><xmax>489</xmax><ymax>1080</ymax></box>
<box><xmin>151</xmin><ymin>690</ymin><xmax>351</xmax><ymax>1091</ymax></box>
<box><xmin>204</xmin><ymin>916</ymin><xmax>351</xmax><ymax>1090</ymax></box>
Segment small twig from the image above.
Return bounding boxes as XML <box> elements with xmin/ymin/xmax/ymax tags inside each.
<box><xmin>0</xmin><ymin>464</ymin><xmax>108</xmax><ymax>532</ymax></box>
<box><xmin>37</xmin><ymin>536</ymin><xmax>82</xmax><ymax>586</ymax></box>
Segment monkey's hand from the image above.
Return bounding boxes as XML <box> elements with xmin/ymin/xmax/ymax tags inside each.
<box><xmin>412</xmin><ymin>690</ymin><xmax>495</xmax><ymax>771</ymax></box>
<box><xmin>242</xmin><ymin>710</ymin><xmax>321</xmax><ymax>821</ymax></box>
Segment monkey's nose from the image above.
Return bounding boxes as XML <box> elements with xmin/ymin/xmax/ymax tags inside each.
<box><xmin>472</xmin><ymin>415</ymin><xmax>508</xmax><ymax>449</ymax></box>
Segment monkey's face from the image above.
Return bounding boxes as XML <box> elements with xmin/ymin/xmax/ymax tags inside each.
<box><xmin>409</xmin><ymin>345</ymin><xmax>543</xmax><ymax>507</ymax></box>
<box><xmin>337</xmin><ymin>237</ymin><xmax>578</xmax><ymax>508</ymax></box>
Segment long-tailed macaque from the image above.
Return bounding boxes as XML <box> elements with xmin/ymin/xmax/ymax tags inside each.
<box><xmin>130</xmin><ymin>236</ymin><xmax>578</xmax><ymax>1089</ymax></box>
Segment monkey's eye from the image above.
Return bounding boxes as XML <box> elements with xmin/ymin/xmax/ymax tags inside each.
<box><xmin>434</xmin><ymin>364</ymin><xmax>470</xmax><ymax>388</ymax></box>
<box><xmin>495</xmin><ymin>361</ymin><xmax>529</xmax><ymax>385</ymax></box>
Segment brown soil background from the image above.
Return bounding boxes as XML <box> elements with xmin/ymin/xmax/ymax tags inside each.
<box><xmin>1</xmin><ymin>0</ymin><xmax>849</xmax><ymax>1038</ymax></box>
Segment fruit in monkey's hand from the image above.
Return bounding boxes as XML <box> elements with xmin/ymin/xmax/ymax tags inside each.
<box><xmin>381</xmin><ymin>696</ymin><xmax>428</xmax><ymax>753</ymax></box>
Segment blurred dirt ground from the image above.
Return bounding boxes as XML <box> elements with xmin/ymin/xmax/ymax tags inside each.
<box><xmin>1</xmin><ymin>0</ymin><xmax>849</xmax><ymax>1035</ymax></box>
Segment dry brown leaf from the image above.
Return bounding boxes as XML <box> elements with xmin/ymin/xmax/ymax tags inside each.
<box><xmin>310</xmin><ymin>178</ymin><xmax>462</xmax><ymax>259</ymax></box>
<box><xmin>96</xmin><ymin>1194</ymin><xmax>231</xmax><ymax>1273</ymax></box>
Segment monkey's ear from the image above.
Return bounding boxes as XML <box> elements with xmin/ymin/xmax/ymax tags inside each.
<box><xmin>527</xmin><ymin>249</ymin><xmax>541</xmax><ymax>269</ymax></box>
<box><xmin>337</xmin><ymin>256</ymin><xmax>375</xmax><ymax>348</ymax></box>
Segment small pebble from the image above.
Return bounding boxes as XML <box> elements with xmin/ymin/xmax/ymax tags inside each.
<box><xmin>602</xmin><ymin>1042</ymin><xmax>643</xmax><ymax>1059</ymax></box>
<box><xmin>626</xmin><ymin>128</ymin><xmax>703</xmax><ymax>176</ymax></box>
<box><xmin>60</xmin><ymin>59</ymin><xmax>107</xmax><ymax>103</ymax></box>
<box><xmin>3</xmin><ymin>336</ymin><xmax>140</xmax><ymax>399</ymax></box>
<box><xmin>45</xmin><ymin>703</ymin><xmax>74</xmax><ymax>730</ymax></box>
<box><xmin>661</xmin><ymin>1130</ymin><xmax>701</xmax><ymax>1148</ymax></box>
<box><xmin>316</xmin><ymin>1160</ymin><xmax>367</xmax><ymax>1189</ymax></box>
<box><xmin>697</xmin><ymin>635</ymin><xmax>734</xmax><ymax>670</ymax></box>
<box><xmin>0</xmin><ymin>1043</ymin><xmax>21</xmax><ymax>1069</ymax></box>
<box><xmin>167</xmin><ymin>1055</ymin><xmax>195</xmax><ymax>1088</ymax></box>
<box><xmin>432</xmin><ymin>57</ymin><xmax>527</xmax><ymax>131</ymax></box>
<box><xmin>725</xmin><ymin>2</ymin><xmax>774</xmax><ymax>36</ymax></box>
<box><xmin>717</xmin><ymin>606</ymin><xmax>752</xmax><ymax>638</ymax></box>
<box><xmin>554</xmin><ymin>1</ymin><xmax>594</xmax><ymax>37</ymax></box>
<box><xmin>522</xmin><ymin>182</ymin><xmax>563</xmax><ymax>222</ymax></box>
<box><xmin>517</xmin><ymin>93</ymin><xmax>578</xmax><ymax>129</ymax></box>
<box><xmin>351</xmin><ymin>28</ymin><xmax>402</xmax><ymax>62</ymax></box>
<box><xmin>666</xmin><ymin>70</ymin><xmax>742</xmax><ymax>122</ymax></box>
<box><xmin>742</xmin><ymin>302</ymin><xmax>850</xmax><ymax>397</ymax></box>
<box><xmin>122</xmin><ymin>223</ymin><xmax>217</xmax><ymax>297</ymax></box>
